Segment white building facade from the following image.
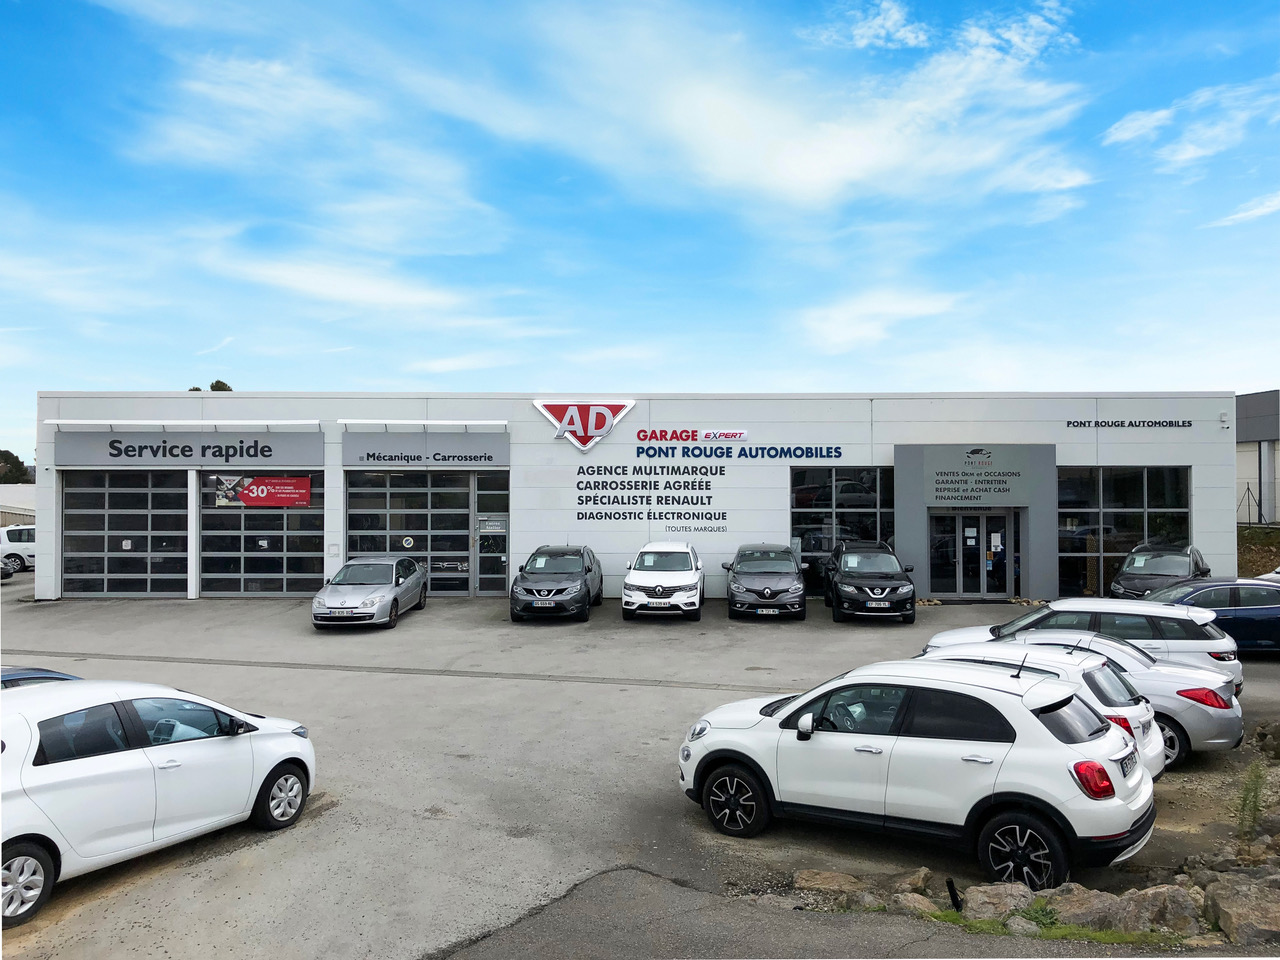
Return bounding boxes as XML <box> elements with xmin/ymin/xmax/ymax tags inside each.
<box><xmin>34</xmin><ymin>391</ymin><xmax>1240</xmax><ymax>603</ymax></box>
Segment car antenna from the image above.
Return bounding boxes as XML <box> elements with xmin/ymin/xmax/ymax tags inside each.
<box><xmin>1011</xmin><ymin>652</ymin><xmax>1029</xmax><ymax>679</ymax></box>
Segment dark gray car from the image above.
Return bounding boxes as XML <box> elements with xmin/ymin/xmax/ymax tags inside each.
<box><xmin>312</xmin><ymin>555</ymin><xmax>426</xmax><ymax>630</ymax></box>
<box><xmin>722</xmin><ymin>543</ymin><xmax>807</xmax><ymax>620</ymax></box>
<box><xmin>1110</xmin><ymin>542</ymin><xmax>1209</xmax><ymax>599</ymax></box>
<box><xmin>510</xmin><ymin>545</ymin><xmax>604</xmax><ymax>622</ymax></box>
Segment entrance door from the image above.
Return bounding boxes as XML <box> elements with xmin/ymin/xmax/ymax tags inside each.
<box><xmin>929</xmin><ymin>513</ymin><xmax>1012</xmax><ymax>598</ymax></box>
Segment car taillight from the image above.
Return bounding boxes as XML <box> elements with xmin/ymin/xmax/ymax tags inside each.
<box><xmin>1178</xmin><ymin>687</ymin><xmax>1231</xmax><ymax>709</ymax></box>
<box><xmin>1209</xmin><ymin>652</ymin><xmax>1237</xmax><ymax>662</ymax></box>
<box><xmin>1072</xmin><ymin>760</ymin><xmax>1116</xmax><ymax>800</ymax></box>
<box><xmin>1105</xmin><ymin>715</ymin><xmax>1134</xmax><ymax>737</ymax></box>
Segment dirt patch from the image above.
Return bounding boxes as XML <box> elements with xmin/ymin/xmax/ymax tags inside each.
<box><xmin>1239</xmin><ymin>525</ymin><xmax>1280</xmax><ymax>578</ymax></box>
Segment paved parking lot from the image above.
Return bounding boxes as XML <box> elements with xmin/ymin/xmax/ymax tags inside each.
<box><xmin>3</xmin><ymin>574</ymin><xmax>1279</xmax><ymax>959</ymax></box>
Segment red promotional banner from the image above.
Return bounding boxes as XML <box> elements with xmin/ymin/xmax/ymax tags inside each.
<box><xmin>215</xmin><ymin>476</ymin><xmax>311</xmax><ymax>507</ymax></box>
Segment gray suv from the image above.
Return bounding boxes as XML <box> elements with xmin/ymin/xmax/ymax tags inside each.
<box><xmin>510</xmin><ymin>545</ymin><xmax>604</xmax><ymax>622</ymax></box>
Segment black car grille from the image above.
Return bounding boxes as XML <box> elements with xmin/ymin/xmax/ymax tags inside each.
<box><xmin>747</xmin><ymin>586</ymin><xmax>793</xmax><ymax>600</ymax></box>
<box><xmin>527</xmin><ymin>587</ymin><xmax>570</xmax><ymax>598</ymax></box>
<box><xmin>631</xmin><ymin>583</ymin><xmax>696</xmax><ymax>598</ymax></box>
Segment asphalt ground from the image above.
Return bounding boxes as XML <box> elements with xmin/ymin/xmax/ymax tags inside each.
<box><xmin>3</xmin><ymin>571</ymin><xmax>1279</xmax><ymax>960</ymax></box>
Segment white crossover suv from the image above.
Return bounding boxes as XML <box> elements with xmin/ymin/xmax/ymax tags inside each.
<box><xmin>678</xmin><ymin>659</ymin><xmax>1154</xmax><ymax>890</ymax></box>
<box><xmin>923</xmin><ymin>643</ymin><xmax>1165</xmax><ymax>780</ymax></box>
<box><xmin>2</xmin><ymin>680</ymin><xmax>316</xmax><ymax>928</ymax></box>
<box><xmin>622</xmin><ymin>542</ymin><xmax>705</xmax><ymax>622</ymax></box>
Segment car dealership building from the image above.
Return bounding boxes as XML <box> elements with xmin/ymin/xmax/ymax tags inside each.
<box><xmin>32</xmin><ymin>390</ymin><xmax>1240</xmax><ymax>603</ymax></box>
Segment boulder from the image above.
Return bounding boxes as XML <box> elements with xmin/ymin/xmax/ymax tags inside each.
<box><xmin>886</xmin><ymin>866</ymin><xmax>932</xmax><ymax>896</ymax></box>
<box><xmin>887</xmin><ymin>892</ymin><xmax>938</xmax><ymax>916</ymax></box>
<box><xmin>1115</xmin><ymin>884</ymin><xmax>1201</xmax><ymax>935</ymax></box>
<box><xmin>847</xmin><ymin>891</ymin><xmax>886</xmax><ymax>911</ymax></box>
<box><xmin>1041</xmin><ymin>882</ymin><xmax>1124</xmax><ymax>931</ymax></box>
<box><xmin>1206</xmin><ymin>878</ymin><xmax>1280</xmax><ymax>945</ymax></box>
<box><xmin>1258</xmin><ymin>811</ymin><xmax>1280</xmax><ymax>838</ymax></box>
<box><xmin>1192</xmin><ymin>869</ymin><xmax>1224</xmax><ymax>891</ymax></box>
<box><xmin>793</xmin><ymin>870</ymin><xmax>870</xmax><ymax>897</ymax></box>
<box><xmin>962</xmin><ymin>883</ymin><xmax>1034</xmax><ymax>921</ymax></box>
<box><xmin>1005</xmin><ymin>916</ymin><xmax>1041</xmax><ymax>937</ymax></box>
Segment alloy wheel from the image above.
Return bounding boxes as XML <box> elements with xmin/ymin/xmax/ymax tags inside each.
<box><xmin>268</xmin><ymin>774</ymin><xmax>304</xmax><ymax>821</ymax></box>
<box><xmin>707</xmin><ymin>775</ymin><xmax>757</xmax><ymax>832</ymax></box>
<box><xmin>986</xmin><ymin>824</ymin><xmax>1054</xmax><ymax>889</ymax></box>
<box><xmin>1158</xmin><ymin>721</ymin><xmax>1181</xmax><ymax>765</ymax></box>
<box><xmin>1</xmin><ymin>856</ymin><xmax>44</xmax><ymax>919</ymax></box>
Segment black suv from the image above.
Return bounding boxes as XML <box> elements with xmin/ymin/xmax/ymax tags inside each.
<box><xmin>1110</xmin><ymin>541</ymin><xmax>1210</xmax><ymax>600</ymax></box>
<box><xmin>721</xmin><ymin>543</ymin><xmax>807</xmax><ymax>620</ymax></box>
<box><xmin>510</xmin><ymin>545</ymin><xmax>604</xmax><ymax>622</ymax></box>
<box><xmin>822</xmin><ymin>540</ymin><xmax>916</xmax><ymax>624</ymax></box>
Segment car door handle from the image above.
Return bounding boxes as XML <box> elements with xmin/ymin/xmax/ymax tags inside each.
<box><xmin>961</xmin><ymin>755</ymin><xmax>993</xmax><ymax>764</ymax></box>
<box><xmin>854</xmin><ymin>745</ymin><xmax>883</xmax><ymax>754</ymax></box>
<box><xmin>157</xmin><ymin>759</ymin><xmax>182</xmax><ymax>770</ymax></box>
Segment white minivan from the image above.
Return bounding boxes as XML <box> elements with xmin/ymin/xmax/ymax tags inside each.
<box><xmin>1</xmin><ymin>525</ymin><xmax>36</xmax><ymax>572</ymax></box>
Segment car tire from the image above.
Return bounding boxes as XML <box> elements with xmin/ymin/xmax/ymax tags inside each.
<box><xmin>977</xmin><ymin>810</ymin><xmax>1068</xmax><ymax>891</ymax></box>
<box><xmin>901</xmin><ymin>610</ymin><xmax>916</xmax><ymax>624</ymax></box>
<box><xmin>832</xmin><ymin>604</ymin><xmax>846</xmax><ymax>622</ymax></box>
<box><xmin>312</xmin><ymin>622</ymin><xmax>329</xmax><ymax>631</ymax></box>
<box><xmin>622</xmin><ymin>607</ymin><xmax>635</xmax><ymax>621</ymax></box>
<box><xmin>575</xmin><ymin>603</ymin><xmax>591</xmax><ymax>622</ymax></box>
<box><xmin>823</xmin><ymin>589</ymin><xmax>832</xmax><ymax>608</ymax></box>
<box><xmin>413</xmin><ymin>586</ymin><xmax>427</xmax><ymax>610</ymax></box>
<box><xmin>1156</xmin><ymin>715</ymin><xmax>1192</xmax><ymax>769</ymax></box>
<box><xmin>250</xmin><ymin>763</ymin><xmax>308</xmax><ymax>830</ymax></box>
<box><xmin>383</xmin><ymin>601</ymin><xmax>399</xmax><ymax>630</ymax></box>
<box><xmin>727</xmin><ymin>605</ymin><xmax>739</xmax><ymax>620</ymax></box>
<box><xmin>701</xmin><ymin>764</ymin><xmax>771</xmax><ymax>838</ymax></box>
<box><xmin>592</xmin><ymin>588</ymin><xmax>603</xmax><ymax>607</ymax></box>
<box><xmin>510</xmin><ymin>609</ymin><xmax>527</xmax><ymax>623</ymax></box>
<box><xmin>1</xmin><ymin>840</ymin><xmax>55</xmax><ymax>929</ymax></box>
<box><xmin>4</xmin><ymin>554</ymin><xmax>24</xmax><ymax>573</ymax></box>
<box><xmin>685</xmin><ymin>605</ymin><xmax>702</xmax><ymax>622</ymax></box>
<box><xmin>795</xmin><ymin>605</ymin><xmax>807</xmax><ymax>622</ymax></box>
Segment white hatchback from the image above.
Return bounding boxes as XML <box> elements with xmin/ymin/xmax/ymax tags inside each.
<box><xmin>1</xmin><ymin>525</ymin><xmax>36</xmax><ymax>572</ymax></box>
<box><xmin>679</xmin><ymin>659</ymin><xmax>1154</xmax><ymax>889</ymax></box>
<box><xmin>2</xmin><ymin>680</ymin><xmax>317</xmax><ymax>928</ymax></box>
<box><xmin>622</xmin><ymin>542</ymin><xmax>705</xmax><ymax>621</ymax></box>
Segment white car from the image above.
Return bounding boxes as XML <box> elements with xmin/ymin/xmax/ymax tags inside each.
<box><xmin>988</xmin><ymin>631</ymin><xmax>1243</xmax><ymax>769</ymax></box>
<box><xmin>1259</xmin><ymin>566</ymin><xmax>1280</xmax><ymax>586</ymax></box>
<box><xmin>1</xmin><ymin>525</ymin><xmax>36</xmax><ymax>572</ymax></box>
<box><xmin>678</xmin><ymin>659</ymin><xmax>1154</xmax><ymax>890</ymax></box>
<box><xmin>925</xmin><ymin>597</ymin><xmax>1242</xmax><ymax>692</ymax></box>
<box><xmin>622</xmin><ymin>542</ymin><xmax>705</xmax><ymax>621</ymax></box>
<box><xmin>922</xmin><ymin>644</ymin><xmax>1164</xmax><ymax>779</ymax></box>
<box><xmin>2</xmin><ymin>680</ymin><xmax>316</xmax><ymax>928</ymax></box>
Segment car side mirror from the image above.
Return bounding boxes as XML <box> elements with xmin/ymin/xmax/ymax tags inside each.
<box><xmin>396</xmin><ymin>576</ymin><xmax>404</xmax><ymax>586</ymax></box>
<box><xmin>625</xmin><ymin>561</ymin><xmax>632</xmax><ymax>570</ymax></box>
<box><xmin>1201</xmin><ymin>567</ymin><xmax>1211</xmax><ymax>577</ymax></box>
<box><xmin>518</xmin><ymin>564</ymin><xmax>524</xmax><ymax>573</ymax></box>
<box><xmin>904</xmin><ymin>564</ymin><xmax>915</xmax><ymax>573</ymax></box>
<box><xmin>323</xmin><ymin>578</ymin><xmax>330</xmax><ymax>585</ymax></box>
<box><xmin>797</xmin><ymin>713</ymin><xmax>814</xmax><ymax>741</ymax></box>
<box><xmin>586</xmin><ymin>564</ymin><xmax>593</xmax><ymax>573</ymax></box>
<box><xmin>696</xmin><ymin>560</ymin><xmax>703</xmax><ymax>570</ymax></box>
<box><xmin>800</xmin><ymin>562</ymin><xmax>809</xmax><ymax>571</ymax></box>
<box><xmin>721</xmin><ymin>561</ymin><xmax>732</xmax><ymax>571</ymax></box>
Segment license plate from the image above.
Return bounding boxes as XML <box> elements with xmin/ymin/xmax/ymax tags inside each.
<box><xmin>867</xmin><ymin>601</ymin><xmax>891</xmax><ymax>608</ymax></box>
<box><xmin>333</xmin><ymin>609</ymin><xmax>352</xmax><ymax>616</ymax></box>
<box><xmin>756</xmin><ymin>608</ymin><xmax>779</xmax><ymax>615</ymax></box>
<box><xmin>648</xmin><ymin>600</ymin><xmax>670</xmax><ymax>607</ymax></box>
<box><xmin>532</xmin><ymin>600</ymin><xmax>555</xmax><ymax>607</ymax></box>
<box><xmin>1120</xmin><ymin>752</ymin><xmax>1137</xmax><ymax>778</ymax></box>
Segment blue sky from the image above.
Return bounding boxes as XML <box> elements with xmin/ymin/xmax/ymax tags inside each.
<box><xmin>1</xmin><ymin>0</ymin><xmax>1278</xmax><ymax>459</ymax></box>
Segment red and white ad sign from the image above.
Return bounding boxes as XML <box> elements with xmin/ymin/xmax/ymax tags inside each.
<box><xmin>534</xmin><ymin>401</ymin><xmax>635</xmax><ymax>451</ymax></box>
<box><xmin>215</xmin><ymin>476</ymin><xmax>312</xmax><ymax>507</ymax></box>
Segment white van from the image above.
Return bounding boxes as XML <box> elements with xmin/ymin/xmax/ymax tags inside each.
<box><xmin>1</xmin><ymin>524</ymin><xmax>36</xmax><ymax>571</ymax></box>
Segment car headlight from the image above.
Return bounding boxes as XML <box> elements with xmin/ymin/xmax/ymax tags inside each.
<box><xmin>785</xmin><ymin>582</ymin><xmax>804</xmax><ymax>594</ymax></box>
<box><xmin>291</xmin><ymin>725</ymin><xmax>309</xmax><ymax>739</ymax></box>
<box><xmin>312</xmin><ymin>596</ymin><xmax>326</xmax><ymax>610</ymax></box>
<box><xmin>897</xmin><ymin>584</ymin><xmax>914</xmax><ymax>595</ymax></box>
<box><xmin>571</xmin><ymin>580</ymin><xmax>587</xmax><ymax>593</ymax></box>
<box><xmin>358</xmin><ymin>595</ymin><xmax>385</xmax><ymax>608</ymax></box>
<box><xmin>623</xmin><ymin>581</ymin><xmax>640</xmax><ymax>593</ymax></box>
<box><xmin>838</xmin><ymin>583</ymin><xmax>858</xmax><ymax>594</ymax></box>
<box><xmin>1111</xmin><ymin>583</ymin><xmax>1124</xmax><ymax>595</ymax></box>
<box><xmin>730</xmin><ymin>580</ymin><xmax>746</xmax><ymax>593</ymax></box>
<box><xmin>675</xmin><ymin>583</ymin><xmax>699</xmax><ymax>594</ymax></box>
<box><xmin>687</xmin><ymin>720</ymin><xmax>710</xmax><ymax>741</ymax></box>
<box><xmin>513</xmin><ymin>584</ymin><xmax>529</xmax><ymax>597</ymax></box>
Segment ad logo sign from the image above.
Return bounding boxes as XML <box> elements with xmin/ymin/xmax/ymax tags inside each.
<box><xmin>535</xmin><ymin>401</ymin><xmax>635</xmax><ymax>451</ymax></box>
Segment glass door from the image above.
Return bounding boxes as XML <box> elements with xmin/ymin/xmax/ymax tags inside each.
<box><xmin>929</xmin><ymin>512</ymin><xmax>1012</xmax><ymax>597</ymax></box>
<box><xmin>928</xmin><ymin>515</ymin><xmax>957</xmax><ymax>594</ymax></box>
<box><xmin>986</xmin><ymin>515</ymin><xmax>1009</xmax><ymax>596</ymax></box>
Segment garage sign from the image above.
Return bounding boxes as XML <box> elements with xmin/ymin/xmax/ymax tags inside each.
<box><xmin>215</xmin><ymin>476</ymin><xmax>312</xmax><ymax>507</ymax></box>
<box><xmin>534</xmin><ymin>400</ymin><xmax>635</xmax><ymax>451</ymax></box>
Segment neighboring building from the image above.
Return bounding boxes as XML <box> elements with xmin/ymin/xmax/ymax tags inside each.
<box><xmin>1237</xmin><ymin>390</ymin><xmax>1279</xmax><ymax>525</ymax></box>
<box><xmin>1</xmin><ymin>482</ymin><xmax>36</xmax><ymax>526</ymax></box>
<box><xmin>33</xmin><ymin>391</ymin><xmax>1240</xmax><ymax>602</ymax></box>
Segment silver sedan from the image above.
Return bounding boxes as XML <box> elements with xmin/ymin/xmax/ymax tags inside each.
<box><xmin>311</xmin><ymin>556</ymin><xmax>426</xmax><ymax>630</ymax></box>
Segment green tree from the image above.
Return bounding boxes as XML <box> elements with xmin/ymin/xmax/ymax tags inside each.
<box><xmin>0</xmin><ymin>449</ymin><xmax>33</xmax><ymax>484</ymax></box>
<box><xmin>209</xmin><ymin>380</ymin><xmax>233</xmax><ymax>391</ymax></box>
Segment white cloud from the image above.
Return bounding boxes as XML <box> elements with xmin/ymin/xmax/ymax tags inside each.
<box><xmin>196</xmin><ymin>336</ymin><xmax>234</xmax><ymax>355</ymax></box>
<box><xmin>797</xmin><ymin>288</ymin><xmax>959</xmax><ymax>351</ymax></box>
<box><xmin>0</xmin><ymin>252</ymin><xmax>163</xmax><ymax>313</ymax></box>
<box><xmin>1205</xmin><ymin>189</ymin><xmax>1280</xmax><ymax>227</ymax></box>
<box><xmin>206</xmin><ymin>255</ymin><xmax>465</xmax><ymax>311</ymax></box>
<box><xmin>800</xmin><ymin>1</ymin><xmax>930</xmax><ymax>50</ymax></box>
<box><xmin>1102</xmin><ymin>108</ymin><xmax>1174</xmax><ymax>145</ymax></box>
<box><xmin>406</xmin><ymin>352</ymin><xmax>514</xmax><ymax>374</ymax></box>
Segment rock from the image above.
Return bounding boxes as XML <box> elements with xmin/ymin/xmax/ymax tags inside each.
<box><xmin>1183</xmin><ymin>932</ymin><xmax>1229</xmax><ymax>948</ymax></box>
<box><xmin>1005</xmin><ymin>916</ymin><xmax>1041</xmax><ymax>937</ymax></box>
<box><xmin>1187</xmin><ymin>885</ymin><xmax>1206</xmax><ymax>912</ymax></box>
<box><xmin>1173</xmin><ymin>873</ymin><xmax>1193</xmax><ymax>888</ymax></box>
<box><xmin>1192</xmin><ymin>869</ymin><xmax>1224</xmax><ymax>891</ymax></box>
<box><xmin>1258</xmin><ymin>811</ymin><xmax>1280</xmax><ymax>837</ymax></box>
<box><xmin>962</xmin><ymin>883</ymin><xmax>1034</xmax><ymax>920</ymax></box>
<box><xmin>887</xmin><ymin>892</ymin><xmax>938</xmax><ymax>916</ymax></box>
<box><xmin>1116</xmin><ymin>884</ymin><xmax>1201</xmax><ymax>935</ymax></box>
<box><xmin>793</xmin><ymin>870</ymin><xmax>870</xmax><ymax>897</ymax></box>
<box><xmin>886</xmin><ymin>866</ymin><xmax>932</xmax><ymax>896</ymax></box>
<box><xmin>849</xmin><ymin>891</ymin><xmax>886</xmax><ymax>911</ymax></box>
<box><xmin>1041</xmin><ymin>882</ymin><xmax>1124</xmax><ymax>931</ymax></box>
<box><xmin>1206</xmin><ymin>878</ymin><xmax>1280</xmax><ymax>945</ymax></box>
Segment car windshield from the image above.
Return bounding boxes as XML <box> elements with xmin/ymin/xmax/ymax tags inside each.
<box><xmin>1122</xmin><ymin>552</ymin><xmax>1190</xmax><ymax>575</ymax></box>
<box><xmin>1145</xmin><ymin>584</ymin><xmax>1197</xmax><ymax>602</ymax></box>
<box><xmin>735</xmin><ymin>550</ymin><xmax>796</xmax><ymax>574</ymax></box>
<box><xmin>1083</xmin><ymin>664</ymin><xmax>1142</xmax><ymax>708</ymax></box>
<box><xmin>1036</xmin><ymin>697</ymin><xmax>1110</xmax><ymax>743</ymax></box>
<box><xmin>993</xmin><ymin>606</ymin><xmax>1049</xmax><ymax>637</ymax></box>
<box><xmin>635</xmin><ymin>551</ymin><xmax>692</xmax><ymax>572</ymax></box>
<box><xmin>525</xmin><ymin>553</ymin><xmax>583</xmax><ymax>574</ymax></box>
<box><xmin>840</xmin><ymin>552</ymin><xmax>901</xmax><ymax>573</ymax></box>
<box><xmin>330</xmin><ymin>562</ymin><xmax>394</xmax><ymax>585</ymax></box>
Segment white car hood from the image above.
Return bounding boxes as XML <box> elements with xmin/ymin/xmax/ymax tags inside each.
<box><xmin>927</xmin><ymin>624</ymin><xmax>998</xmax><ymax>647</ymax></box>
<box><xmin>701</xmin><ymin>696</ymin><xmax>780</xmax><ymax>730</ymax></box>
<box><xmin>627</xmin><ymin>568</ymin><xmax>697</xmax><ymax>586</ymax></box>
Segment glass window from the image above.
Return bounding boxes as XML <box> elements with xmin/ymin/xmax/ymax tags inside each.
<box><xmin>1237</xmin><ymin>586</ymin><xmax>1280</xmax><ymax>608</ymax></box>
<box><xmin>1121</xmin><ymin>551</ymin><xmax>1190</xmax><ymax>576</ymax></box>
<box><xmin>476</xmin><ymin>472</ymin><xmax>509</xmax><ymax>491</ymax></box>
<box><xmin>1038</xmin><ymin>610</ymin><xmax>1094</xmax><ymax>630</ymax></box>
<box><xmin>1036</xmin><ymin>697</ymin><xmax>1109</xmax><ymax>744</ymax></box>
<box><xmin>1097</xmin><ymin>613</ymin><xmax>1157</xmax><ymax>640</ymax></box>
<box><xmin>1147</xmin><ymin>512</ymin><xmax>1190</xmax><ymax>543</ymax></box>
<box><xmin>65</xmin><ymin>513</ymin><xmax>106</xmax><ymax>531</ymax></box>
<box><xmin>431</xmin><ymin>473</ymin><xmax>468</xmax><ymax>489</ymax></box>
<box><xmin>1147</xmin><ymin>468</ymin><xmax>1189</xmax><ymax>509</ymax></box>
<box><xmin>791</xmin><ymin>469</ymin><xmax>830</xmax><ymax>509</ymax></box>
<box><xmin>1102</xmin><ymin>468</ymin><xmax>1144</xmax><ymax>509</ymax></box>
<box><xmin>131</xmin><ymin>698</ymin><xmax>232</xmax><ymax>743</ymax></box>
<box><xmin>526</xmin><ymin>552</ymin><xmax>585</xmax><ymax>574</ymax></box>
<box><xmin>634</xmin><ymin>550</ymin><xmax>693</xmax><ymax>572</ymax></box>
<box><xmin>838</xmin><ymin>551</ymin><xmax>901</xmax><ymax>574</ymax></box>
<box><xmin>36</xmin><ymin>704</ymin><xmax>130</xmax><ymax>764</ymax></box>
<box><xmin>1102</xmin><ymin>513</ymin><xmax>1145</xmax><ymax>554</ymax></box>
<box><xmin>1156</xmin><ymin>616</ymin><xmax>1212</xmax><ymax>639</ymax></box>
<box><xmin>815</xmin><ymin>686</ymin><xmax>906</xmax><ymax>735</ymax></box>
<box><xmin>835</xmin><ymin>513</ymin><xmax>877</xmax><ymax>542</ymax></box>
<box><xmin>332</xmin><ymin>562</ymin><xmax>394</xmax><ymax>585</ymax></box>
<box><xmin>1058</xmin><ymin>468</ymin><xmax>1099</xmax><ymax>509</ymax></box>
<box><xmin>1058</xmin><ymin>555</ymin><xmax>1099</xmax><ymax>598</ymax></box>
<box><xmin>1082</xmin><ymin>665</ymin><xmax>1141</xmax><ymax>708</ymax></box>
<box><xmin>879</xmin><ymin>468</ymin><xmax>894</xmax><ymax>509</ymax></box>
<box><xmin>1058</xmin><ymin>513</ymin><xmax>1101</xmax><ymax>553</ymax></box>
<box><xmin>63</xmin><ymin>472</ymin><xmax>107</xmax><ymax>488</ymax></box>
<box><xmin>900</xmin><ymin>688</ymin><xmax>1015</xmax><ymax>742</ymax></box>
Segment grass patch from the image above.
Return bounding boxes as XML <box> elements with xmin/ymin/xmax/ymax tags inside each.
<box><xmin>927</xmin><ymin>910</ymin><xmax>1008</xmax><ymax>936</ymax></box>
<box><xmin>1014</xmin><ymin>898</ymin><xmax>1058</xmax><ymax>927</ymax></box>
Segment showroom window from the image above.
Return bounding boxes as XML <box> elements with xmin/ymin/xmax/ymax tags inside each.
<box><xmin>200</xmin><ymin>471</ymin><xmax>324</xmax><ymax>596</ymax></box>
<box><xmin>1057</xmin><ymin>466</ymin><xmax>1190</xmax><ymax>597</ymax></box>
<box><xmin>791</xmin><ymin>467</ymin><xmax>894</xmax><ymax>594</ymax></box>
<box><xmin>61</xmin><ymin>471</ymin><xmax>188</xmax><ymax>596</ymax></box>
